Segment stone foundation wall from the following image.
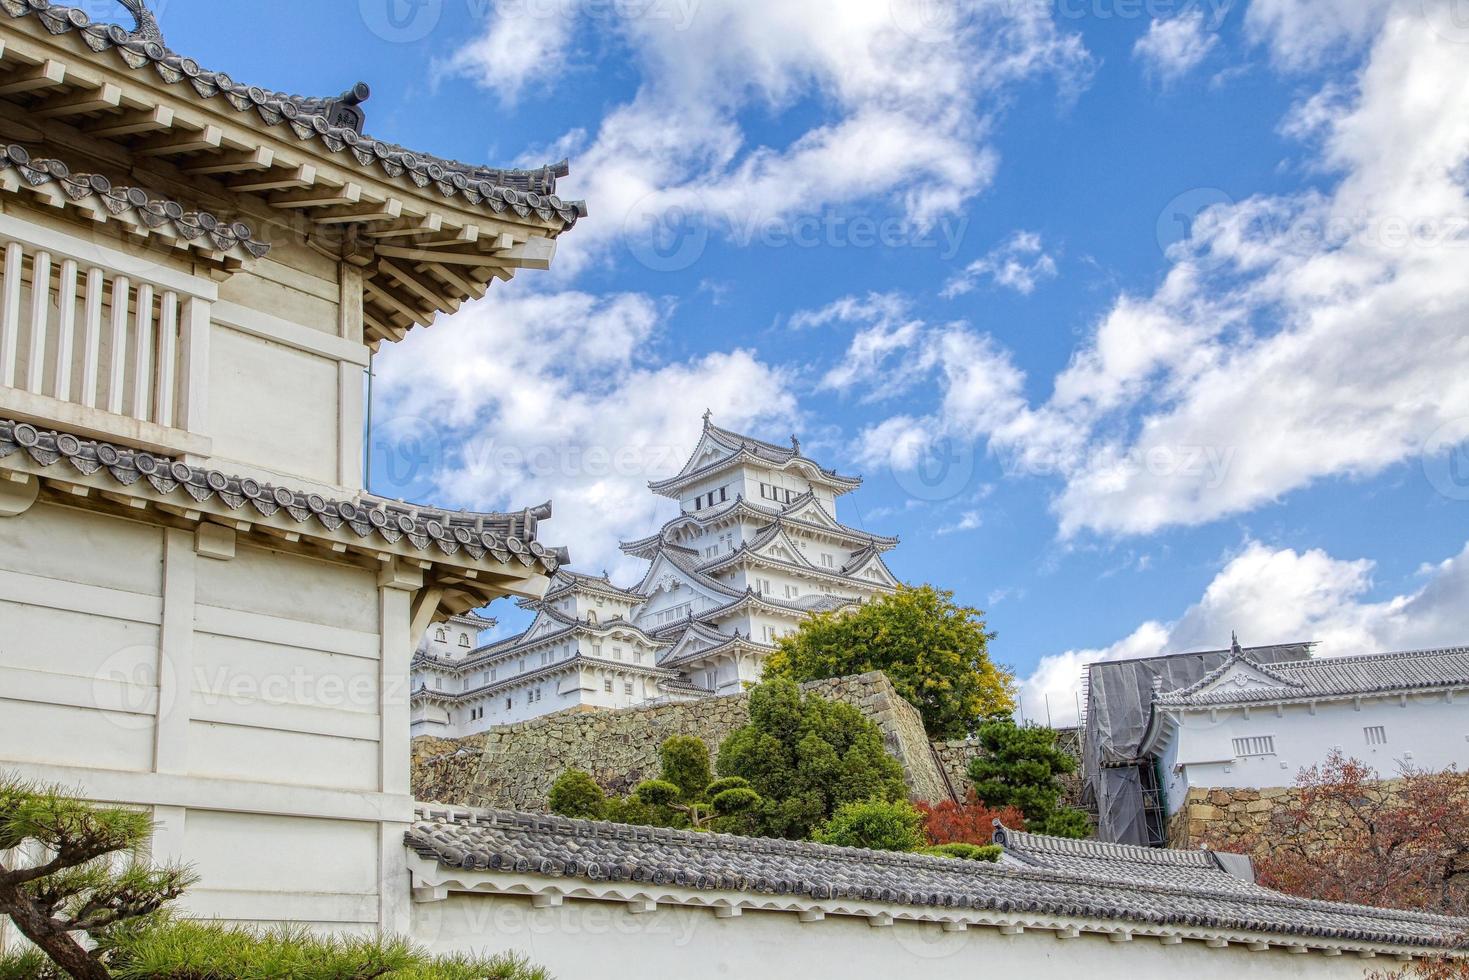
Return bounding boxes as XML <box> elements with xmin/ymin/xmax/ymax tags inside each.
<box><xmin>413</xmin><ymin>671</ymin><xmax>950</xmax><ymax>811</ymax></box>
<box><xmin>1167</xmin><ymin>779</ymin><xmax>1440</xmax><ymax>853</ymax></box>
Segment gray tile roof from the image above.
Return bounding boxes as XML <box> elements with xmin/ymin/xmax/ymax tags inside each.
<box><xmin>0</xmin><ymin>419</ymin><xmax>565</xmax><ymax>574</ymax></box>
<box><xmin>995</xmin><ymin>825</ymin><xmax>1260</xmax><ymax>894</ymax></box>
<box><xmin>2</xmin><ymin>0</ymin><xmax>585</xmax><ymax>226</ymax></box>
<box><xmin>1</xmin><ymin>146</ymin><xmax>271</xmax><ymax>259</ymax></box>
<box><xmin>1154</xmin><ymin>647</ymin><xmax>1469</xmax><ymax>707</ymax></box>
<box><xmin>406</xmin><ymin>806</ymin><xmax>1467</xmax><ymax>949</ymax></box>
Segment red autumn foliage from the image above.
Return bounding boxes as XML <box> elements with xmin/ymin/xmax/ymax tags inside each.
<box><xmin>1205</xmin><ymin>750</ymin><xmax>1469</xmax><ymax>916</ymax></box>
<box><xmin>916</xmin><ymin>791</ymin><xmax>1027</xmax><ymax>846</ymax></box>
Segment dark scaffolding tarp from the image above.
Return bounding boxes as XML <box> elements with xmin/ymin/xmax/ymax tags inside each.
<box><xmin>1082</xmin><ymin>642</ymin><xmax>1313</xmax><ymax>844</ymax></box>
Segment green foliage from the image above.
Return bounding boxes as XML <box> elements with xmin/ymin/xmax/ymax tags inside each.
<box><xmin>967</xmin><ymin>718</ymin><xmax>1089</xmax><ymax>839</ymax></box>
<box><xmin>710</xmin><ymin>787</ymin><xmax>761</xmax><ymax>816</ymax></box>
<box><xmin>0</xmin><ymin>781</ymin><xmax>552</xmax><ymax>980</ymax></box>
<box><xmin>91</xmin><ymin>918</ymin><xmax>551</xmax><ymax>979</ymax></box>
<box><xmin>0</xmin><ymin>776</ymin><xmax>197</xmax><ymax>978</ymax></box>
<box><xmin>717</xmin><ymin>679</ymin><xmax>908</xmax><ymax>840</ymax></box>
<box><xmin>547</xmin><ymin>769</ymin><xmax>607</xmax><ymax>820</ymax></box>
<box><xmin>813</xmin><ymin>799</ymin><xmax>926</xmax><ymax>852</ymax></box>
<box><xmin>550</xmin><ymin>739</ymin><xmax>762</xmax><ymax>833</ymax></box>
<box><xmin>919</xmin><ymin>842</ymin><xmax>1003</xmax><ymax>862</ymax></box>
<box><xmin>631</xmin><ymin>779</ymin><xmax>681</xmax><ymax>807</ymax></box>
<box><xmin>659</xmin><ymin>736</ymin><xmax>713</xmax><ymax>801</ymax></box>
<box><xmin>765</xmin><ymin>585</ymin><xmax>1016</xmax><ymax>739</ymax></box>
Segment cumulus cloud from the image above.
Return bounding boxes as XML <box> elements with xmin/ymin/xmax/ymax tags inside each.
<box><xmin>442</xmin><ymin>0</ymin><xmax>1091</xmax><ymax>270</ymax></box>
<box><xmin>942</xmin><ymin>230</ymin><xmax>1058</xmax><ymax>297</ymax></box>
<box><xmin>1018</xmin><ymin>539</ymin><xmax>1469</xmax><ymax>726</ymax></box>
<box><xmin>373</xmin><ymin>284</ymin><xmax>797</xmax><ymax>577</ymax></box>
<box><xmin>850</xmin><ymin>3</ymin><xmax>1469</xmax><ymax>539</ymax></box>
<box><xmin>1133</xmin><ymin>12</ymin><xmax>1220</xmax><ymax>82</ymax></box>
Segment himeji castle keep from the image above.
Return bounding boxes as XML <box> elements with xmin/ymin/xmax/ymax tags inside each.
<box><xmin>411</xmin><ymin>414</ymin><xmax>903</xmax><ymax>734</ymax></box>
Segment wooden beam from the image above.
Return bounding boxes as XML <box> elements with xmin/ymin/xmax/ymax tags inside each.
<box><xmin>0</xmin><ymin>59</ymin><xmax>66</xmax><ymax>96</ymax></box>
<box><xmin>228</xmin><ymin>164</ymin><xmax>316</xmax><ymax>193</ymax></box>
<box><xmin>362</xmin><ymin>212</ymin><xmax>443</xmax><ymax>240</ymax></box>
<box><xmin>88</xmin><ymin>105</ymin><xmax>175</xmax><ymax>138</ymax></box>
<box><xmin>311</xmin><ymin>197</ymin><xmax>404</xmax><ymax>225</ymax></box>
<box><xmin>33</xmin><ymin>81</ymin><xmax>122</xmax><ymax>119</ymax></box>
<box><xmin>363</xmin><ymin>278</ymin><xmax>430</xmax><ymax>325</ymax></box>
<box><xmin>180</xmin><ymin>146</ymin><xmax>275</xmax><ymax>175</ymax></box>
<box><xmin>495</xmin><ymin>235</ymin><xmax>557</xmax><ymax>270</ymax></box>
<box><xmin>372</xmin><ymin>245</ymin><xmax>503</xmax><ymax>267</ymax></box>
<box><xmin>425</xmin><ymin>263</ymin><xmax>488</xmax><ymax>301</ymax></box>
<box><xmin>135</xmin><ymin>124</ymin><xmax>223</xmax><ymax>156</ymax></box>
<box><xmin>379</xmin><ymin>260</ymin><xmax>457</xmax><ymax>312</ymax></box>
<box><xmin>270</xmin><ymin>182</ymin><xmax>362</xmax><ymax>209</ymax></box>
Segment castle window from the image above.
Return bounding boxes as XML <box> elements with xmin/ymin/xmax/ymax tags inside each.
<box><xmin>1232</xmin><ymin>735</ymin><xmax>1276</xmax><ymax>758</ymax></box>
<box><xmin>719</xmin><ymin>487</ymin><xmax>728</xmax><ymax>502</ymax></box>
<box><xmin>435</xmin><ymin>628</ymin><xmax>446</xmax><ymax>642</ymax></box>
<box><xmin>624</xmin><ymin>681</ymin><xmax>634</xmax><ymax>696</ymax></box>
<box><xmin>1364</xmin><ymin>725</ymin><xmax>1388</xmax><ymax>746</ymax></box>
<box><xmin>459</xmin><ymin>634</ymin><xmax>471</xmax><ymax>647</ymax></box>
<box><xmin>587</xmin><ymin>610</ymin><xmax>598</xmax><ymax>624</ymax></box>
<box><xmin>604</xmin><ymin>679</ymin><xmax>613</xmax><ymax>693</ymax></box>
<box><xmin>505</xmin><ymin>698</ymin><xmax>512</xmax><ymax>710</ymax></box>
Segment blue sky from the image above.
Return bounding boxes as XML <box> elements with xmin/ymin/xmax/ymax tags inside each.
<box><xmin>151</xmin><ymin>0</ymin><xmax>1469</xmax><ymax>723</ymax></box>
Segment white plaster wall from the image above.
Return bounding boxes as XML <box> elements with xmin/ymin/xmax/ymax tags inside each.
<box><xmin>1166</xmin><ymin>694</ymin><xmax>1469</xmax><ymax>814</ymax></box>
<box><xmin>414</xmin><ymin>893</ymin><xmax>1386</xmax><ymax>980</ymax></box>
<box><xmin>0</xmin><ymin>505</ymin><xmax>411</xmax><ymax>935</ymax></box>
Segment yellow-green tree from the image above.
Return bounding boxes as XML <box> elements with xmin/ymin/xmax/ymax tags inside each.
<box><xmin>765</xmin><ymin>585</ymin><xmax>1015</xmax><ymax>739</ymax></box>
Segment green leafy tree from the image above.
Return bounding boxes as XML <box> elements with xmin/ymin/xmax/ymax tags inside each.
<box><xmin>765</xmin><ymin>585</ymin><xmax>1015</xmax><ymax>739</ymax></box>
<box><xmin>657</xmin><ymin>736</ymin><xmax>712</xmax><ymax>801</ymax></box>
<box><xmin>0</xmin><ymin>777</ymin><xmax>196</xmax><ymax>979</ymax></box>
<box><xmin>967</xmin><ymin>717</ymin><xmax>1090</xmax><ymax>838</ymax></box>
<box><xmin>814</xmin><ymin>800</ymin><xmax>925</xmax><ymax>852</ymax></box>
<box><xmin>1</xmin><ymin>778</ymin><xmax>551</xmax><ymax>980</ymax></box>
<box><xmin>547</xmin><ymin>770</ymin><xmax>607</xmax><ymax>820</ymax></box>
<box><xmin>717</xmin><ymin>679</ymin><xmax>908</xmax><ymax>840</ymax></box>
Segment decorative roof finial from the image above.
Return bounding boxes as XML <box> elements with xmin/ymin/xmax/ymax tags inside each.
<box><xmin>117</xmin><ymin>0</ymin><xmax>165</xmax><ymax>45</ymax></box>
<box><xmin>1231</xmin><ymin>630</ymin><xmax>1242</xmax><ymax>656</ymax></box>
<box><xmin>791</xmin><ymin>434</ymin><xmax>801</xmax><ymax>453</ymax></box>
<box><xmin>702</xmin><ymin>408</ymin><xmax>713</xmax><ymax>427</ymax></box>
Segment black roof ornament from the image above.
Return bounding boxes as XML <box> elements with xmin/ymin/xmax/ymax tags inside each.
<box><xmin>1231</xmin><ymin>630</ymin><xmax>1243</xmax><ymax>657</ymax></box>
<box><xmin>324</xmin><ymin>83</ymin><xmax>371</xmax><ymax>136</ymax></box>
<box><xmin>116</xmin><ymin>0</ymin><xmax>165</xmax><ymax>44</ymax></box>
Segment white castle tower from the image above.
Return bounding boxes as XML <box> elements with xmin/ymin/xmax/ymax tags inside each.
<box><xmin>412</xmin><ymin>414</ymin><xmax>901</xmax><ymax>735</ymax></box>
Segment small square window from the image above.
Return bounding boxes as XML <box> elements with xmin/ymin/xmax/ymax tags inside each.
<box><xmin>1364</xmin><ymin>725</ymin><xmax>1388</xmax><ymax>746</ymax></box>
<box><xmin>1232</xmin><ymin>735</ymin><xmax>1276</xmax><ymax>757</ymax></box>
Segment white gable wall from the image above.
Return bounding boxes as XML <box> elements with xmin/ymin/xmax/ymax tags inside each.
<box><xmin>1160</xmin><ymin>691</ymin><xmax>1469</xmax><ymax>816</ymax></box>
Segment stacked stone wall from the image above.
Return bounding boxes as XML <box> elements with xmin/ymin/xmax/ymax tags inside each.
<box><xmin>413</xmin><ymin>671</ymin><xmax>950</xmax><ymax>811</ymax></box>
<box><xmin>1166</xmin><ymin>778</ymin><xmax>1448</xmax><ymax>853</ymax></box>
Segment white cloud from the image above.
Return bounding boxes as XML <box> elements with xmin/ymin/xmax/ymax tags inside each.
<box><xmin>936</xmin><ymin>511</ymin><xmax>983</xmax><ymax>535</ymax></box>
<box><xmin>373</xmin><ymin>284</ymin><xmax>797</xmax><ymax>578</ymax></box>
<box><xmin>851</xmin><ymin>4</ymin><xmax>1469</xmax><ymax>539</ymax></box>
<box><xmin>942</xmin><ymin>230</ymin><xmax>1058</xmax><ymax>297</ymax></box>
<box><xmin>1133</xmin><ymin>12</ymin><xmax>1220</xmax><ymax>83</ymax></box>
<box><xmin>435</xmin><ymin>5</ymin><xmax>577</xmax><ymax>103</ymax></box>
<box><xmin>444</xmin><ymin>0</ymin><xmax>1092</xmax><ymax>270</ymax></box>
<box><xmin>1018</xmin><ymin>539</ymin><xmax>1469</xmax><ymax>727</ymax></box>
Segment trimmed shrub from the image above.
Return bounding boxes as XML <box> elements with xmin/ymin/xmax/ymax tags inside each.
<box><xmin>813</xmin><ymin>799</ymin><xmax>926</xmax><ymax>852</ymax></box>
<box><xmin>547</xmin><ymin>769</ymin><xmax>606</xmax><ymax>820</ymax></box>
